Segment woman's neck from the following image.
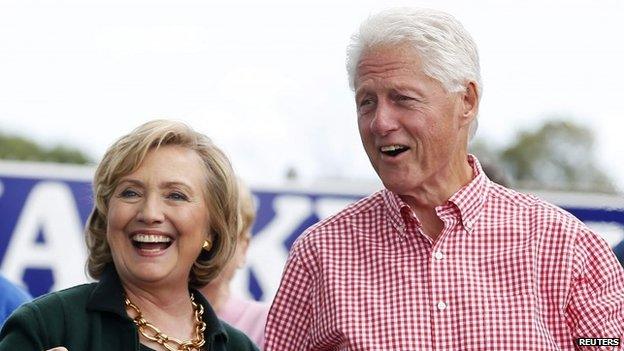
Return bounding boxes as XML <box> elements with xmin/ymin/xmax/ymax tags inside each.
<box><xmin>123</xmin><ymin>282</ymin><xmax>198</xmax><ymax>349</ymax></box>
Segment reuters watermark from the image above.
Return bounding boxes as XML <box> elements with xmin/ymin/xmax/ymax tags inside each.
<box><xmin>575</xmin><ymin>338</ymin><xmax>620</xmax><ymax>348</ymax></box>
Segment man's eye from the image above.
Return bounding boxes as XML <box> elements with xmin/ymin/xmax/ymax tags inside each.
<box><xmin>396</xmin><ymin>95</ymin><xmax>414</xmax><ymax>101</ymax></box>
<box><xmin>168</xmin><ymin>192</ymin><xmax>189</xmax><ymax>201</ymax></box>
<box><xmin>359</xmin><ymin>98</ymin><xmax>374</xmax><ymax>107</ymax></box>
<box><xmin>358</xmin><ymin>98</ymin><xmax>376</xmax><ymax>114</ymax></box>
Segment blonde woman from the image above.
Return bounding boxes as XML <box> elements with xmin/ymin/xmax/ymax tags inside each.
<box><xmin>0</xmin><ymin>120</ymin><xmax>258</xmax><ymax>351</ymax></box>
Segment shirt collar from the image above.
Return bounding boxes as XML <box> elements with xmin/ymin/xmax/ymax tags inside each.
<box><xmin>382</xmin><ymin>154</ymin><xmax>490</xmax><ymax>233</ymax></box>
<box><xmin>446</xmin><ymin>154</ymin><xmax>489</xmax><ymax>231</ymax></box>
<box><xmin>381</xmin><ymin>188</ymin><xmax>415</xmax><ymax>237</ymax></box>
<box><xmin>86</xmin><ymin>264</ymin><xmax>228</xmax><ymax>343</ymax></box>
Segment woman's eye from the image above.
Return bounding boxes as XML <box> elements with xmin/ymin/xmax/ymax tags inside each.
<box><xmin>168</xmin><ymin>192</ymin><xmax>189</xmax><ymax>201</ymax></box>
<box><xmin>120</xmin><ymin>189</ymin><xmax>139</xmax><ymax>198</ymax></box>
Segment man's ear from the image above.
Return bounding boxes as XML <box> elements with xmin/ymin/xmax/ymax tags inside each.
<box><xmin>460</xmin><ymin>81</ymin><xmax>479</xmax><ymax>127</ymax></box>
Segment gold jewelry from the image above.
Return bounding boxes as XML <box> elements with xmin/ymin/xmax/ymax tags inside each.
<box><xmin>202</xmin><ymin>239</ymin><xmax>212</xmax><ymax>251</ymax></box>
<box><xmin>124</xmin><ymin>293</ymin><xmax>207</xmax><ymax>351</ymax></box>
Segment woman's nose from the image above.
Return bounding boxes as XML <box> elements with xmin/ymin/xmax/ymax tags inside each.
<box><xmin>136</xmin><ymin>195</ymin><xmax>165</xmax><ymax>224</ymax></box>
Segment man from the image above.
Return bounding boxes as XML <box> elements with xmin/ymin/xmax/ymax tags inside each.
<box><xmin>264</xmin><ymin>7</ymin><xmax>624</xmax><ymax>351</ymax></box>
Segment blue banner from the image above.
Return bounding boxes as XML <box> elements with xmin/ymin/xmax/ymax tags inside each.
<box><xmin>1</xmin><ymin>162</ymin><xmax>623</xmax><ymax>302</ymax></box>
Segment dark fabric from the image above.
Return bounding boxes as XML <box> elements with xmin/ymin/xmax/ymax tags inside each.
<box><xmin>0</xmin><ymin>265</ymin><xmax>258</xmax><ymax>351</ymax></box>
<box><xmin>614</xmin><ymin>240</ymin><xmax>624</xmax><ymax>267</ymax></box>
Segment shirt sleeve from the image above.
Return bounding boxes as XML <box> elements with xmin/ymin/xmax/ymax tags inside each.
<box><xmin>264</xmin><ymin>240</ymin><xmax>315</xmax><ymax>351</ymax></box>
<box><xmin>565</xmin><ymin>226</ymin><xmax>624</xmax><ymax>350</ymax></box>
<box><xmin>0</xmin><ymin>303</ymin><xmax>47</xmax><ymax>351</ymax></box>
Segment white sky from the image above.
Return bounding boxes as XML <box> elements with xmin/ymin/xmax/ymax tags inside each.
<box><xmin>1</xmin><ymin>0</ymin><xmax>623</xmax><ymax>191</ymax></box>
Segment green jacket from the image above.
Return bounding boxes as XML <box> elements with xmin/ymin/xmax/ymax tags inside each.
<box><xmin>0</xmin><ymin>266</ymin><xmax>259</xmax><ymax>351</ymax></box>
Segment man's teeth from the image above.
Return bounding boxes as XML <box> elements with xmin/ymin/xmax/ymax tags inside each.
<box><xmin>380</xmin><ymin>145</ymin><xmax>409</xmax><ymax>156</ymax></box>
<box><xmin>380</xmin><ymin>145</ymin><xmax>406</xmax><ymax>152</ymax></box>
<box><xmin>131</xmin><ymin>234</ymin><xmax>172</xmax><ymax>243</ymax></box>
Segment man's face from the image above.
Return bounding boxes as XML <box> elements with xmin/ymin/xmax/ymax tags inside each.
<box><xmin>355</xmin><ymin>44</ymin><xmax>471</xmax><ymax>196</ymax></box>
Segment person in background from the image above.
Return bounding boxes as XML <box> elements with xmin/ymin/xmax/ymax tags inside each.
<box><xmin>614</xmin><ymin>240</ymin><xmax>624</xmax><ymax>267</ymax></box>
<box><xmin>264</xmin><ymin>7</ymin><xmax>624</xmax><ymax>350</ymax></box>
<box><xmin>200</xmin><ymin>179</ymin><xmax>269</xmax><ymax>348</ymax></box>
<box><xmin>0</xmin><ymin>274</ymin><xmax>31</xmax><ymax>327</ymax></box>
<box><xmin>0</xmin><ymin>120</ymin><xmax>258</xmax><ymax>351</ymax></box>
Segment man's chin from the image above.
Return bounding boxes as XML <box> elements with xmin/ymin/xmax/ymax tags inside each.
<box><xmin>380</xmin><ymin>177</ymin><xmax>412</xmax><ymax>195</ymax></box>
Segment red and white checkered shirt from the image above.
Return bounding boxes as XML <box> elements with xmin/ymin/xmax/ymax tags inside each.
<box><xmin>265</xmin><ymin>156</ymin><xmax>624</xmax><ymax>351</ymax></box>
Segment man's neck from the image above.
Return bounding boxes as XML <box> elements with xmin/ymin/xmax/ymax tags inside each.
<box><xmin>399</xmin><ymin>156</ymin><xmax>474</xmax><ymax>241</ymax></box>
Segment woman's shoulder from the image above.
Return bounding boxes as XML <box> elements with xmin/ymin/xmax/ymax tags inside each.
<box><xmin>221</xmin><ymin>321</ymin><xmax>260</xmax><ymax>351</ymax></box>
<box><xmin>27</xmin><ymin>283</ymin><xmax>97</xmax><ymax>312</ymax></box>
<box><xmin>5</xmin><ymin>283</ymin><xmax>98</xmax><ymax>332</ymax></box>
<box><xmin>0</xmin><ymin>283</ymin><xmax>99</xmax><ymax>350</ymax></box>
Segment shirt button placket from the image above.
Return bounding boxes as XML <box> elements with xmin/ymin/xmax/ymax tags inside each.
<box><xmin>433</xmin><ymin>250</ymin><xmax>448</xmax><ymax>311</ymax></box>
<box><xmin>431</xmin><ymin>244</ymin><xmax>449</xmax><ymax>349</ymax></box>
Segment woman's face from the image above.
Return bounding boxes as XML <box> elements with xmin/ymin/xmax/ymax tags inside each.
<box><xmin>106</xmin><ymin>145</ymin><xmax>210</xmax><ymax>289</ymax></box>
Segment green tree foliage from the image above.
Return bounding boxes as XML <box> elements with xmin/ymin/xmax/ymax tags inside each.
<box><xmin>0</xmin><ymin>132</ymin><xmax>91</xmax><ymax>164</ymax></box>
<box><xmin>471</xmin><ymin>119</ymin><xmax>616</xmax><ymax>193</ymax></box>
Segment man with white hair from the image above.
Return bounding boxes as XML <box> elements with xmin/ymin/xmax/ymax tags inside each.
<box><xmin>265</xmin><ymin>8</ymin><xmax>624</xmax><ymax>350</ymax></box>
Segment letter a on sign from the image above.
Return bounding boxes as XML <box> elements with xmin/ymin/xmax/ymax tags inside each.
<box><xmin>1</xmin><ymin>182</ymin><xmax>87</xmax><ymax>292</ymax></box>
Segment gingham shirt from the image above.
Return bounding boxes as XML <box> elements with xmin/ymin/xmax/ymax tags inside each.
<box><xmin>265</xmin><ymin>156</ymin><xmax>624</xmax><ymax>351</ymax></box>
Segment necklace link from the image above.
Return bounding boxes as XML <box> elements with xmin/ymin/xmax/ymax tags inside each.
<box><xmin>125</xmin><ymin>293</ymin><xmax>206</xmax><ymax>351</ymax></box>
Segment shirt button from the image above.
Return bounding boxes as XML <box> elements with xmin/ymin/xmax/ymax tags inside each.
<box><xmin>437</xmin><ymin>301</ymin><xmax>447</xmax><ymax>311</ymax></box>
<box><xmin>434</xmin><ymin>251</ymin><xmax>444</xmax><ymax>260</ymax></box>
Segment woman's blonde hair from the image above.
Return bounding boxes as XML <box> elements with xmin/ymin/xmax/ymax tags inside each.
<box><xmin>237</xmin><ymin>179</ymin><xmax>256</xmax><ymax>241</ymax></box>
<box><xmin>85</xmin><ymin>120</ymin><xmax>239</xmax><ymax>289</ymax></box>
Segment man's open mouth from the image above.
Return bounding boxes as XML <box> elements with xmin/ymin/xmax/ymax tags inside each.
<box><xmin>380</xmin><ymin>145</ymin><xmax>409</xmax><ymax>157</ymax></box>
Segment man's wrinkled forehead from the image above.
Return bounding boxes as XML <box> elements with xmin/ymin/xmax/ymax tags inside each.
<box><xmin>354</xmin><ymin>44</ymin><xmax>427</xmax><ymax>92</ymax></box>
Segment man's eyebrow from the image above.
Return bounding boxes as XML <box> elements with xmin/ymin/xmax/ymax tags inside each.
<box><xmin>355</xmin><ymin>87</ymin><xmax>371</xmax><ymax>100</ymax></box>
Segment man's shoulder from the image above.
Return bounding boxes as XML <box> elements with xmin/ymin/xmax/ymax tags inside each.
<box><xmin>488</xmin><ymin>182</ymin><xmax>586</xmax><ymax>229</ymax></box>
<box><xmin>298</xmin><ymin>190</ymin><xmax>385</xmax><ymax>239</ymax></box>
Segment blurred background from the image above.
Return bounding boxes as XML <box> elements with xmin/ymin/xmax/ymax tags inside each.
<box><xmin>1</xmin><ymin>0</ymin><xmax>623</xmax><ymax>301</ymax></box>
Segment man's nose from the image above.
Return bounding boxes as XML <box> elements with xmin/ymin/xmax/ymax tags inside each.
<box><xmin>136</xmin><ymin>195</ymin><xmax>165</xmax><ymax>224</ymax></box>
<box><xmin>370</xmin><ymin>101</ymin><xmax>399</xmax><ymax>136</ymax></box>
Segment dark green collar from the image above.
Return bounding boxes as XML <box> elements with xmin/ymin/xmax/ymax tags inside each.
<box><xmin>86</xmin><ymin>265</ymin><xmax>228</xmax><ymax>343</ymax></box>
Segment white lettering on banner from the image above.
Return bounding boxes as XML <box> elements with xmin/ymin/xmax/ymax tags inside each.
<box><xmin>1</xmin><ymin>182</ymin><xmax>87</xmax><ymax>291</ymax></box>
<box><xmin>235</xmin><ymin>195</ymin><xmax>313</xmax><ymax>301</ymax></box>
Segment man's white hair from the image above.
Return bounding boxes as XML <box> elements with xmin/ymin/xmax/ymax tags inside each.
<box><xmin>346</xmin><ymin>7</ymin><xmax>482</xmax><ymax>139</ymax></box>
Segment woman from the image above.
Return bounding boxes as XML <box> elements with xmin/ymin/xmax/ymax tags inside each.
<box><xmin>0</xmin><ymin>120</ymin><xmax>258</xmax><ymax>351</ymax></box>
<box><xmin>200</xmin><ymin>180</ymin><xmax>269</xmax><ymax>347</ymax></box>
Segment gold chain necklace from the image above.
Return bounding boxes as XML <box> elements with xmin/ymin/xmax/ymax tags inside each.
<box><xmin>124</xmin><ymin>293</ymin><xmax>207</xmax><ymax>351</ymax></box>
